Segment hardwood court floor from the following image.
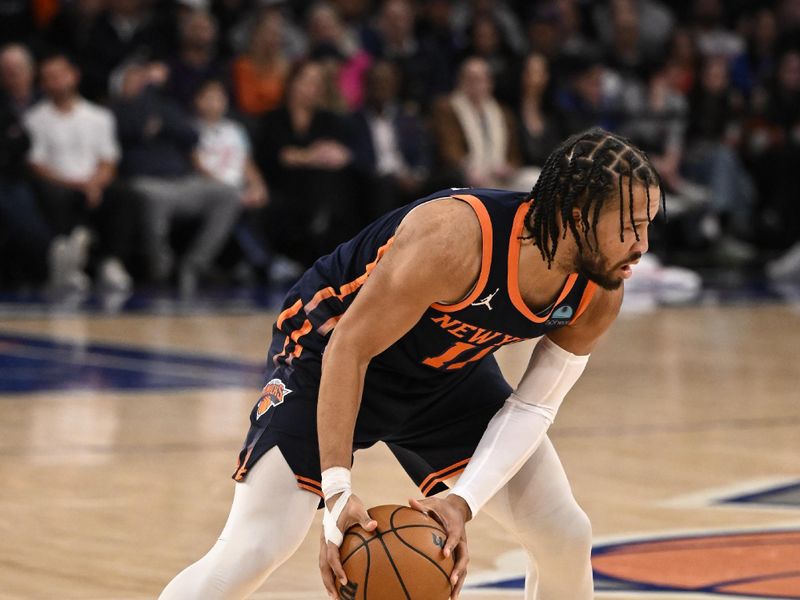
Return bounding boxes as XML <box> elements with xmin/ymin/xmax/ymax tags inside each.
<box><xmin>1</xmin><ymin>304</ymin><xmax>799</xmax><ymax>599</ymax></box>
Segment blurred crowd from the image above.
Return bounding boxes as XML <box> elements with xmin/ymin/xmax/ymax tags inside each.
<box><xmin>3</xmin><ymin>0</ymin><xmax>800</xmax><ymax>295</ymax></box>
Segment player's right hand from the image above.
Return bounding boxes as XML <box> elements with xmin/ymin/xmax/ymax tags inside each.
<box><xmin>319</xmin><ymin>493</ymin><xmax>377</xmax><ymax>599</ymax></box>
<box><xmin>409</xmin><ymin>495</ymin><xmax>471</xmax><ymax>600</ymax></box>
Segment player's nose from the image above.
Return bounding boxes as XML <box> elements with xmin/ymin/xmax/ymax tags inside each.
<box><xmin>633</xmin><ymin>227</ymin><xmax>649</xmax><ymax>255</ymax></box>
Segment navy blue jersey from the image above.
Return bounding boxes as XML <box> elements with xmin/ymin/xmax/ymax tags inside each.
<box><xmin>268</xmin><ymin>188</ymin><xmax>597</xmax><ymax>380</ymax></box>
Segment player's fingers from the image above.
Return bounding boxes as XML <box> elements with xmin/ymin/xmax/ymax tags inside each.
<box><xmin>353</xmin><ymin>505</ymin><xmax>377</xmax><ymax>532</ymax></box>
<box><xmin>450</xmin><ymin>539</ymin><xmax>469</xmax><ymax>598</ymax></box>
<box><xmin>327</xmin><ymin>542</ymin><xmax>348</xmax><ymax>586</ymax></box>
<box><xmin>443</xmin><ymin>522</ymin><xmax>464</xmax><ymax>559</ymax></box>
<box><xmin>412</xmin><ymin>499</ymin><xmax>449</xmax><ymax>531</ymax></box>
<box><xmin>451</xmin><ymin>566</ymin><xmax>467</xmax><ymax>599</ymax></box>
<box><xmin>319</xmin><ymin>548</ymin><xmax>339</xmax><ymax>599</ymax></box>
<box><xmin>408</xmin><ymin>497</ymin><xmax>431</xmax><ymax>516</ymax></box>
<box><xmin>321</xmin><ymin>568</ymin><xmax>339</xmax><ymax>599</ymax></box>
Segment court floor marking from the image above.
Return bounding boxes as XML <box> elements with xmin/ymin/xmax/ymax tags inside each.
<box><xmin>466</xmin><ymin>522</ymin><xmax>800</xmax><ymax>599</ymax></box>
<box><xmin>660</xmin><ymin>476</ymin><xmax>800</xmax><ymax>513</ymax></box>
<box><xmin>0</xmin><ymin>332</ymin><xmax>261</xmax><ymax>388</ymax></box>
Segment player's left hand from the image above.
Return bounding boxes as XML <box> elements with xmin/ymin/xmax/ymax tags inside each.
<box><xmin>409</xmin><ymin>495</ymin><xmax>471</xmax><ymax>599</ymax></box>
<box><xmin>319</xmin><ymin>492</ymin><xmax>377</xmax><ymax>599</ymax></box>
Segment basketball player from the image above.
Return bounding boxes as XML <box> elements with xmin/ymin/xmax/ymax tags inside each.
<box><xmin>159</xmin><ymin>128</ymin><xmax>663</xmax><ymax>600</ymax></box>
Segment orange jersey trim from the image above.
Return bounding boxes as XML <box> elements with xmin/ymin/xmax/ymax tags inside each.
<box><xmin>421</xmin><ymin>466</ymin><xmax>469</xmax><ymax>496</ymax></box>
<box><xmin>273</xmin><ymin>238</ymin><xmax>396</xmax><ymax>365</ymax></box>
<box><xmin>508</xmin><ymin>200</ymin><xmax>578</xmax><ymax>323</ymax></box>
<box><xmin>572</xmin><ymin>281</ymin><xmax>598</xmax><ymax>322</ymax></box>
<box><xmin>418</xmin><ymin>457</ymin><xmax>471</xmax><ymax>495</ymax></box>
<box><xmin>297</xmin><ymin>482</ymin><xmax>324</xmax><ymax>498</ymax></box>
<box><xmin>305</xmin><ymin>237</ymin><xmax>395</xmax><ymax>314</ymax></box>
<box><xmin>430</xmin><ymin>195</ymin><xmax>493</xmax><ymax>313</ymax></box>
<box><xmin>295</xmin><ymin>474</ymin><xmax>323</xmax><ymax>497</ymax></box>
<box><xmin>233</xmin><ymin>446</ymin><xmax>254</xmax><ymax>481</ymax></box>
<box><xmin>277</xmin><ymin>299</ymin><xmax>303</xmax><ymax>329</ymax></box>
<box><xmin>295</xmin><ymin>474</ymin><xmax>322</xmax><ymax>489</ymax></box>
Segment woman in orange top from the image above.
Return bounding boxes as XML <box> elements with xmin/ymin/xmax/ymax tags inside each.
<box><xmin>232</xmin><ymin>10</ymin><xmax>289</xmax><ymax>116</ymax></box>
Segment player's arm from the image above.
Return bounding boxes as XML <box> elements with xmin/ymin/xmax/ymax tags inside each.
<box><xmin>445</xmin><ymin>286</ymin><xmax>623</xmax><ymax>518</ymax></box>
<box><xmin>318</xmin><ymin>199</ymin><xmax>481</xmax><ymax>598</ymax></box>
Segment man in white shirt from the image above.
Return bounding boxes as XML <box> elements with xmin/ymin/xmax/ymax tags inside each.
<box><xmin>25</xmin><ymin>54</ymin><xmax>136</xmax><ymax>292</ymax></box>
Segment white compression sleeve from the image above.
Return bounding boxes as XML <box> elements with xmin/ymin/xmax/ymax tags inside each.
<box><xmin>449</xmin><ymin>336</ymin><xmax>589</xmax><ymax>517</ymax></box>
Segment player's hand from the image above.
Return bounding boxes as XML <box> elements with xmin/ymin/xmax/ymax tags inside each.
<box><xmin>319</xmin><ymin>493</ymin><xmax>377</xmax><ymax>599</ymax></box>
<box><xmin>409</xmin><ymin>495</ymin><xmax>471</xmax><ymax>599</ymax></box>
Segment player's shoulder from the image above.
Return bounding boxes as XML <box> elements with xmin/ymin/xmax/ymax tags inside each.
<box><xmin>396</xmin><ymin>197</ymin><xmax>481</xmax><ymax>254</ymax></box>
<box><xmin>391</xmin><ymin>197</ymin><xmax>482</xmax><ymax>280</ymax></box>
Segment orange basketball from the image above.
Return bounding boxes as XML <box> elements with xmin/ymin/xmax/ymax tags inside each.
<box><xmin>338</xmin><ymin>504</ymin><xmax>455</xmax><ymax>600</ymax></box>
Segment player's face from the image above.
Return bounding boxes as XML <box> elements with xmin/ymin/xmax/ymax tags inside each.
<box><xmin>573</xmin><ymin>181</ymin><xmax>660</xmax><ymax>291</ymax></box>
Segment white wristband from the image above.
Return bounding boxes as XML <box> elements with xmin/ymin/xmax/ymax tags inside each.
<box><xmin>322</xmin><ymin>467</ymin><xmax>352</xmax><ymax>547</ymax></box>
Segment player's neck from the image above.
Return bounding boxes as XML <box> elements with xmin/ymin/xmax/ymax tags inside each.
<box><xmin>516</xmin><ymin>239</ymin><xmax>574</xmax><ymax>313</ymax></box>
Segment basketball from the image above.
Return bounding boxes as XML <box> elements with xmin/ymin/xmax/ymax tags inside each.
<box><xmin>338</xmin><ymin>504</ymin><xmax>455</xmax><ymax>600</ymax></box>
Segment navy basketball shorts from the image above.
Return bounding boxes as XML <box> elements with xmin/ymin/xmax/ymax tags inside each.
<box><xmin>233</xmin><ymin>356</ymin><xmax>511</xmax><ymax>504</ymax></box>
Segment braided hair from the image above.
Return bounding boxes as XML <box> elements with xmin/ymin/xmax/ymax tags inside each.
<box><xmin>524</xmin><ymin>128</ymin><xmax>665</xmax><ymax>267</ymax></box>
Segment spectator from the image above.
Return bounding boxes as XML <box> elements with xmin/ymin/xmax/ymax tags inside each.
<box><xmin>362</xmin><ymin>0</ymin><xmax>449</xmax><ymax>111</ymax></box>
<box><xmin>431</xmin><ymin>57</ymin><xmax>521</xmax><ymax>188</ymax></box>
<box><xmin>593</xmin><ymin>0</ymin><xmax>675</xmax><ymax>63</ymax></box>
<box><xmin>0</xmin><ymin>1</ymin><xmax>35</xmax><ymax>45</ymax></box>
<box><xmin>684</xmin><ymin>55</ymin><xmax>756</xmax><ymax>256</ymax></box>
<box><xmin>665</xmin><ymin>27</ymin><xmax>699</xmax><ymax>95</ymax></box>
<box><xmin>83</xmin><ymin>0</ymin><xmax>175</xmax><ymax>101</ymax></box>
<box><xmin>307</xmin><ymin>1</ymin><xmax>361</xmax><ymax>58</ymax></box>
<box><xmin>690</xmin><ymin>0</ymin><xmax>744</xmax><ymax>59</ymax></box>
<box><xmin>556</xmin><ymin>55</ymin><xmax>619</xmax><ymax>135</ymax></box>
<box><xmin>166</xmin><ymin>9</ymin><xmax>229</xmax><ymax>109</ymax></box>
<box><xmin>604</xmin><ymin>2</ymin><xmax>650</xmax><ymax>81</ymax></box>
<box><xmin>0</xmin><ymin>67</ymin><xmax>50</xmax><ymax>288</ymax></box>
<box><xmin>731</xmin><ymin>8</ymin><xmax>778</xmax><ymax>98</ymax></box>
<box><xmin>231</xmin><ymin>8</ymin><xmax>289</xmax><ymax>119</ymax></box>
<box><xmin>193</xmin><ymin>78</ymin><xmax>272</xmax><ymax>280</ymax></box>
<box><xmin>25</xmin><ymin>54</ymin><xmax>135</xmax><ymax>292</ymax></box>
<box><xmin>756</xmin><ymin>50</ymin><xmax>800</xmax><ymax>277</ymax></box>
<box><xmin>417</xmin><ymin>0</ymin><xmax>462</xmax><ymax>89</ymax></box>
<box><xmin>351</xmin><ymin>60</ymin><xmax>432</xmax><ymax>219</ymax></box>
<box><xmin>618</xmin><ymin>62</ymin><xmax>688</xmax><ymax>194</ymax></box>
<box><xmin>254</xmin><ymin>60</ymin><xmax>357</xmax><ymax>267</ymax></box>
<box><xmin>460</xmin><ymin>13</ymin><xmax>520</xmax><ymax>104</ymax></box>
<box><xmin>451</xmin><ymin>0</ymin><xmax>527</xmax><ymax>56</ymax></box>
<box><xmin>111</xmin><ymin>61</ymin><xmax>241</xmax><ymax>293</ymax></box>
<box><xmin>0</xmin><ymin>43</ymin><xmax>37</xmax><ymax>115</ymax></box>
<box><xmin>517</xmin><ymin>53</ymin><xmax>562</xmax><ymax>170</ymax></box>
<box><xmin>43</xmin><ymin>0</ymin><xmax>105</xmax><ymax>66</ymax></box>
<box><xmin>331</xmin><ymin>0</ymin><xmax>372</xmax><ymax>28</ymax></box>
<box><xmin>307</xmin><ymin>2</ymin><xmax>370</xmax><ymax>111</ymax></box>
<box><xmin>777</xmin><ymin>0</ymin><xmax>800</xmax><ymax>42</ymax></box>
<box><xmin>525</xmin><ymin>4</ymin><xmax>565</xmax><ymax>66</ymax></box>
<box><xmin>224</xmin><ymin>3</ymin><xmax>306</xmax><ymax>61</ymax></box>
<box><xmin>193</xmin><ymin>79</ymin><xmax>268</xmax><ymax>208</ymax></box>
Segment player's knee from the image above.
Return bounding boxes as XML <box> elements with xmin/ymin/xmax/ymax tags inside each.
<box><xmin>209</xmin><ymin>538</ymin><xmax>286</xmax><ymax>581</ymax></box>
<box><xmin>516</xmin><ymin>501</ymin><xmax>592</xmax><ymax>556</ymax></box>
<box><xmin>558</xmin><ymin>504</ymin><xmax>592</xmax><ymax>553</ymax></box>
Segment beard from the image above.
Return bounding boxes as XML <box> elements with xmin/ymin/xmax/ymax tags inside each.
<box><xmin>576</xmin><ymin>250</ymin><xmax>642</xmax><ymax>291</ymax></box>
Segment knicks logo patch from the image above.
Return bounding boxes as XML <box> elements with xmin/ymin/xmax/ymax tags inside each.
<box><xmin>255</xmin><ymin>379</ymin><xmax>292</xmax><ymax>419</ymax></box>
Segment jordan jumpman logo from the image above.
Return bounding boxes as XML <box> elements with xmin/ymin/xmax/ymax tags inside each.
<box><xmin>472</xmin><ymin>288</ymin><xmax>500</xmax><ymax>310</ymax></box>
